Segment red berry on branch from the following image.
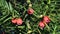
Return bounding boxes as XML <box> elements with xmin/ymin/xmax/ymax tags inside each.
<box><xmin>27</xmin><ymin>8</ymin><xmax>34</xmax><ymax>14</ymax></box>
<box><xmin>16</xmin><ymin>18</ymin><xmax>23</xmax><ymax>25</ymax></box>
<box><xmin>43</xmin><ymin>16</ymin><xmax>50</xmax><ymax>24</ymax></box>
<box><xmin>39</xmin><ymin>21</ymin><xmax>45</xmax><ymax>29</ymax></box>
<box><xmin>11</xmin><ymin>18</ymin><xmax>17</xmax><ymax>24</ymax></box>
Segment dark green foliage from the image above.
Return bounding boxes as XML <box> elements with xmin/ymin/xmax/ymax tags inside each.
<box><xmin>0</xmin><ymin>0</ymin><xmax>60</xmax><ymax>34</ymax></box>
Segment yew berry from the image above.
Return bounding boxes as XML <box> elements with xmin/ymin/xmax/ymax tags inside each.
<box><xmin>11</xmin><ymin>18</ymin><xmax>17</xmax><ymax>24</ymax></box>
<box><xmin>43</xmin><ymin>16</ymin><xmax>50</xmax><ymax>24</ymax></box>
<box><xmin>16</xmin><ymin>18</ymin><xmax>23</xmax><ymax>25</ymax></box>
<box><xmin>39</xmin><ymin>21</ymin><xmax>45</xmax><ymax>29</ymax></box>
<box><xmin>27</xmin><ymin>8</ymin><xmax>34</xmax><ymax>14</ymax></box>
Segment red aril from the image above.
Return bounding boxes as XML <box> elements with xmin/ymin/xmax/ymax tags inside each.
<box><xmin>43</xmin><ymin>16</ymin><xmax>50</xmax><ymax>24</ymax></box>
<box><xmin>11</xmin><ymin>18</ymin><xmax>17</xmax><ymax>24</ymax></box>
<box><xmin>16</xmin><ymin>18</ymin><xmax>23</xmax><ymax>25</ymax></box>
<box><xmin>27</xmin><ymin>8</ymin><xmax>34</xmax><ymax>14</ymax></box>
<box><xmin>39</xmin><ymin>21</ymin><xmax>45</xmax><ymax>29</ymax></box>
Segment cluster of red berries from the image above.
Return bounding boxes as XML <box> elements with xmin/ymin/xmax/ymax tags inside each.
<box><xmin>11</xmin><ymin>7</ymin><xmax>50</xmax><ymax>30</ymax></box>
<box><xmin>11</xmin><ymin>8</ymin><xmax>34</xmax><ymax>25</ymax></box>
<box><xmin>11</xmin><ymin>18</ymin><xmax>23</xmax><ymax>25</ymax></box>
<box><xmin>39</xmin><ymin>16</ymin><xmax>50</xmax><ymax>29</ymax></box>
